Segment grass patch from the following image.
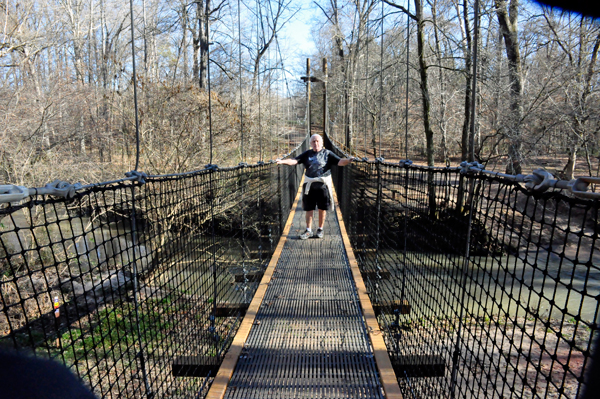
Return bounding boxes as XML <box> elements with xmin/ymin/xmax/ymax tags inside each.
<box><xmin>50</xmin><ymin>297</ymin><xmax>176</xmax><ymax>365</ymax></box>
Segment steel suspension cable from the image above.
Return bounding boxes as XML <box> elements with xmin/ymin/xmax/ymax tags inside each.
<box><xmin>469</xmin><ymin>0</ymin><xmax>480</xmax><ymax>162</ymax></box>
<box><xmin>364</xmin><ymin>21</ymin><xmax>369</xmax><ymax>158</ymax></box>
<box><xmin>276</xmin><ymin>36</ymin><xmax>280</xmax><ymax>157</ymax></box>
<box><xmin>378</xmin><ymin>0</ymin><xmax>384</xmax><ymax>158</ymax></box>
<box><xmin>208</xmin><ymin>45</ymin><xmax>214</xmax><ymax>165</ymax></box>
<box><xmin>401</xmin><ymin>3</ymin><xmax>411</xmax><ymax>374</ymax></box>
<box><xmin>404</xmin><ymin>1</ymin><xmax>410</xmax><ymax>160</ymax></box>
<box><xmin>451</xmin><ymin>3</ymin><xmax>480</xmax><ymax>392</ymax></box>
<box><xmin>256</xmin><ymin>0</ymin><xmax>263</xmax><ymax>162</ymax></box>
<box><xmin>238</xmin><ymin>0</ymin><xmax>245</xmax><ymax>162</ymax></box>
<box><xmin>204</xmin><ymin>16</ymin><xmax>220</xmax><ymax>363</ymax></box>
<box><xmin>268</xmin><ymin>48</ymin><xmax>273</xmax><ymax>159</ymax></box>
<box><xmin>274</xmin><ymin>33</ymin><xmax>293</xmax><ymax>153</ymax></box>
<box><xmin>450</xmin><ymin>177</ymin><xmax>478</xmax><ymax>398</ymax></box>
<box><xmin>127</xmin><ymin>1</ymin><xmax>150</xmax><ymax>397</ymax></box>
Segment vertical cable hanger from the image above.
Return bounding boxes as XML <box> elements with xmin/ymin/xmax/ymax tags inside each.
<box><xmin>268</xmin><ymin>47</ymin><xmax>273</xmax><ymax>159</ymax></box>
<box><xmin>276</xmin><ymin>34</ymin><xmax>280</xmax><ymax>157</ymax></box>
<box><xmin>274</xmin><ymin>34</ymin><xmax>292</xmax><ymax>154</ymax></box>
<box><xmin>238</xmin><ymin>0</ymin><xmax>245</xmax><ymax>162</ymax></box>
<box><xmin>378</xmin><ymin>0</ymin><xmax>385</xmax><ymax>159</ymax></box>
<box><xmin>256</xmin><ymin>0</ymin><xmax>263</xmax><ymax>162</ymax></box>
<box><xmin>404</xmin><ymin>1</ymin><xmax>411</xmax><ymax>160</ymax></box>
<box><xmin>364</xmin><ymin>20</ymin><xmax>369</xmax><ymax>159</ymax></box>
<box><xmin>400</xmin><ymin>1</ymin><xmax>411</xmax><ymax>369</ymax></box>
<box><xmin>208</xmin><ymin>46</ymin><xmax>214</xmax><ymax>165</ymax></box>
<box><xmin>127</xmin><ymin>1</ymin><xmax>151</xmax><ymax>397</ymax></box>
<box><xmin>469</xmin><ymin>0</ymin><xmax>480</xmax><ymax>162</ymax></box>
<box><xmin>204</xmin><ymin>3</ymin><xmax>220</xmax><ymax>355</ymax></box>
<box><xmin>129</xmin><ymin>0</ymin><xmax>141</xmax><ymax>171</ymax></box>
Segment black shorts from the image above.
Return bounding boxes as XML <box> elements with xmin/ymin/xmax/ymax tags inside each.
<box><xmin>302</xmin><ymin>182</ymin><xmax>331</xmax><ymax>211</ymax></box>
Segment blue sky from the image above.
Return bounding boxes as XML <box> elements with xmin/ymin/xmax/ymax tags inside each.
<box><xmin>280</xmin><ymin>0</ymin><xmax>317</xmax><ymax>78</ymax></box>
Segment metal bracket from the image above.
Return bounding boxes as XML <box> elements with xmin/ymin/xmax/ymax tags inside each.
<box><xmin>125</xmin><ymin>171</ymin><xmax>148</xmax><ymax>183</ymax></box>
<box><xmin>0</xmin><ymin>185</ymin><xmax>29</xmax><ymax>204</ymax></box>
<box><xmin>37</xmin><ymin>180</ymin><xmax>83</xmax><ymax>198</ymax></box>
<box><xmin>570</xmin><ymin>176</ymin><xmax>600</xmax><ymax>199</ymax></box>
<box><xmin>0</xmin><ymin>180</ymin><xmax>86</xmax><ymax>204</ymax></box>
<box><xmin>524</xmin><ymin>169</ymin><xmax>555</xmax><ymax>192</ymax></box>
<box><xmin>460</xmin><ymin>161</ymin><xmax>484</xmax><ymax>174</ymax></box>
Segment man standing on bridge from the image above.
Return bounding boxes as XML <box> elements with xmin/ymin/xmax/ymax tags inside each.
<box><xmin>277</xmin><ymin>134</ymin><xmax>354</xmax><ymax>239</ymax></box>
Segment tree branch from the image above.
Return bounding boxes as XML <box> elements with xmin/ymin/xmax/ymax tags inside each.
<box><xmin>382</xmin><ymin>0</ymin><xmax>418</xmax><ymax>21</ymax></box>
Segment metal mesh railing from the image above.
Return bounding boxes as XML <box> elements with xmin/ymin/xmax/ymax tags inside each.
<box><xmin>0</xmin><ymin>138</ymin><xmax>307</xmax><ymax>398</ymax></box>
<box><xmin>326</xmin><ymin>137</ymin><xmax>599</xmax><ymax>399</ymax></box>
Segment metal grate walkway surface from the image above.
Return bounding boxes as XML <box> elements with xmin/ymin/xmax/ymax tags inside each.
<box><xmin>222</xmin><ymin>202</ymin><xmax>386</xmax><ymax>399</ymax></box>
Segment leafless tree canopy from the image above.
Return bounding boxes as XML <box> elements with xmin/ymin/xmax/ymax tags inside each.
<box><xmin>1</xmin><ymin>0</ymin><xmax>599</xmax><ymax>187</ymax></box>
<box><xmin>311</xmin><ymin>0</ymin><xmax>600</xmax><ymax>177</ymax></box>
<box><xmin>0</xmin><ymin>0</ymin><xmax>303</xmax><ymax>187</ymax></box>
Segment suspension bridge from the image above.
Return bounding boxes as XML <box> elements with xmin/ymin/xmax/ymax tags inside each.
<box><xmin>0</xmin><ymin>129</ymin><xmax>599</xmax><ymax>398</ymax></box>
<box><xmin>0</xmin><ymin>0</ymin><xmax>599</xmax><ymax>391</ymax></box>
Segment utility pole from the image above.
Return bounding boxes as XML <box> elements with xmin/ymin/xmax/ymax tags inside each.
<box><xmin>323</xmin><ymin>58</ymin><xmax>328</xmax><ymax>137</ymax></box>
<box><xmin>301</xmin><ymin>58</ymin><xmax>327</xmax><ymax>139</ymax></box>
<box><xmin>306</xmin><ymin>58</ymin><xmax>311</xmax><ymax>136</ymax></box>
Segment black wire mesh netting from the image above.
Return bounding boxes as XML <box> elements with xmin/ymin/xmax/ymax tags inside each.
<box><xmin>327</xmin><ymin>138</ymin><xmax>599</xmax><ymax>399</ymax></box>
<box><xmin>0</xmin><ymin>140</ymin><xmax>306</xmax><ymax>398</ymax></box>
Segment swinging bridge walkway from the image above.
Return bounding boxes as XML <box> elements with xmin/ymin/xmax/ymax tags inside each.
<box><xmin>1</xmin><ymin>135</ymin><xmax>599</xmax><ymax>399</ymax></box>
<box><xmin>205</xmin><ymin>185</ymin><xmax>398</xmax><ymax>399</ymax></box>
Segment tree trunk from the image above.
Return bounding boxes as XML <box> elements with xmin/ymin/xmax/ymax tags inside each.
<box><xmin>432</xmin><ymin>0</ymin><xmax>449</xmax><ymax>164</ymax></box>
<box><xmin>199</xmin><ymin>0</ymin><xmax>210</xmax><ymax>90</ymax></box>
<box><xmin>182</xmin><ymin>2</ymin><xmax>189</xmax><ymax>86</ymax></box>
<box><xmin>460</xmin><ymin>0</ymin><xmax>472</xmax><ymax>162</ymax></box>
<box><xmin>415</xmin><ymin>0</ymin><xmax>434</xmax><ymax>167</ymax></box>
<box><xmin>495</xmin><ymin>0</ymin><xmax>523</xmax><ymax>175</ymax></box>
<box><xmin>192</xmin><ymin>0</ymin><xmax>210</xmax><ymax>89</ymax></box>
<box><xmin>564</xmin><ymin>147</ymin><xmax>577</xmax><ymax>180</ymax></box>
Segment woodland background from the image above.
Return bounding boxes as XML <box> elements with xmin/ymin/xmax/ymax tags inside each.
<box><xmin>1</xmin><ymin>0</ymin><xmax>599</xmax><ymax>187</ymax></box>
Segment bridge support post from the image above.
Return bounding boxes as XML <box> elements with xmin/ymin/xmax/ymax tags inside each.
<box><xmin>323</xmin><ymin>58</ymin><xmax>328</xmax><ymax>137</ymax></box>
<box><xmin>306</xmin><ymin>58</ymin><xmax>311</xmax><ymax>136</ymax></box>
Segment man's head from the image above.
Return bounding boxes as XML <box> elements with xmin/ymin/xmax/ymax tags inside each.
<box><xmin>310</xmin><ymin>134</ymin><xmax>323</xmax><ymax>152</ymax></box>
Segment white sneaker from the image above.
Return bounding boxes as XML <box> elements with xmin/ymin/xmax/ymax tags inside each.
<box><xmin>299</xmin><ymin>229</ymin><xmax>311</xmax><ymax>240</ymax></box>
<box><xmin>316</xmin><ymin>229</ymin><xmax>324</xmax><ymax>238</ymax></box>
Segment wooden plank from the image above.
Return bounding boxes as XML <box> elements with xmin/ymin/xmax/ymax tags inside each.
<box><xmin>233</xmin><ymin>271</ymin><xmax>264</xmax><ymax>283</ymax></box>
<box><xmin>172</xmin><ymin>356</ymin><xmax>221</xmax><ymax>377</ymax></box>
<box><xmin>332</xmin><ymin>187</ymin><xmax>404</xmax><ymax>399</ymax></box>
<box><xmin>361</xmin><ymin>268</ymin><xmax>391</xmax><ymax>279</ymax></box>
<box><xmin>391</xmin><ymin>355</ymin><xmax>446</xmax><ymax>378</ymax></box>
<box><xmin>373</xmin><ymin>299</ymin><xmax>411</xmax><ymax>316</ymax></box>
<box><xmin>214</xmin><ymin>303</ymin><xmax>250</xmax><ymax>317</ymax></box>
<box><xmin>205</xmin><ymin>176</ymin><xmax>305</xmax><ymax>399</ymax></box>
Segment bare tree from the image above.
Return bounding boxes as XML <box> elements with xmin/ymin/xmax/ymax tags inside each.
<box><xmin>495</xmin><ymin>0</ymin><xmax>523</xmax><ymax>174</ymax></box>
<box><xmin>190</xmin><ymin>0</ymin><xmax>226</xmax><ymax>89</ymax></box>
<box><xmin>317</xmin><ymin>0</ymin><xmax>377</xmax><ymax>152</ymax></box>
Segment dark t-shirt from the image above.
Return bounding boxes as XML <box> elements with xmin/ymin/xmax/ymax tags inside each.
<box><xmin>295</xmin><ymin>149</ymin><xmax>341</xmax><ymax>178</ymax></box>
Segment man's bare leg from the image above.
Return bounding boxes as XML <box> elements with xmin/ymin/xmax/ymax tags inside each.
<box><xmin>318</xmin><ymin>210</ymin><xmax>326</xmax><ymax>229</ymax></box>
<box><xmin>305</xmin><ymin>210</ymin><xmax>314</xmax><ymax>230</ymax></box>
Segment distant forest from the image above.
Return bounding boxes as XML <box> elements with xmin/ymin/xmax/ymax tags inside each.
<box><xmin>1</xmin><ymin>0</ymin><xmax>599</xmax><ymax>187</ymax></box>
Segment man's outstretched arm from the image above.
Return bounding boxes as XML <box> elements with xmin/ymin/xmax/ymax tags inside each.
<box><xmin>337</xmin><ymin>157</ymin><xmax>355</xmax><ymax>167</ymax></box>
<box><xmin>276</xmin><ymin>158</ymin><xmax>299</xmax><ymax>166</ymax></box>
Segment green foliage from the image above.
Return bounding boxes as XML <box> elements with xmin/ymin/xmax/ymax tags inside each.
<box><xmin>56</xmin><ymin>298</ymin><xmax>174</xmax><ymax>365</ymax></box>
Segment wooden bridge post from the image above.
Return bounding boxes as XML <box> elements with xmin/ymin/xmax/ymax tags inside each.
<box><xmin>306</xmin><ymin>58</ymin><xmax>311</xmax><ymax>136</ymax></box>
<box><xmin>323</xmin><ymin>58</ymin><xmax>328</xmax><ymax>136</ymax></box>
